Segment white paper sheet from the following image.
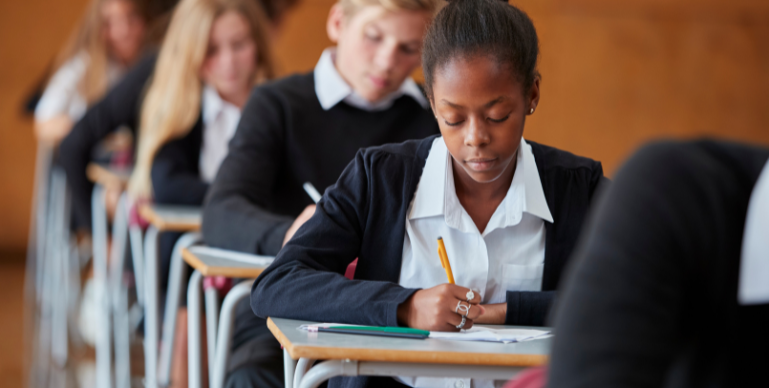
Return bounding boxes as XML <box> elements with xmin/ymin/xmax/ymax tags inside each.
<box><xmin>298</xmin><ymin>323</ymin><xmax>551</xmax><ymax>343</ymax></box>
<box><xmin>428</xmin><ymin>326</ymin><xmax>551</xmax><ymax>344</ymax></box>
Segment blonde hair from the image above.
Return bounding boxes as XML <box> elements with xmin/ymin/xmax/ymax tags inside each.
<box><xmin>54</xmin><ymin>0</ymin><xmax>149</xmax><ymax>104</ymax></box>
<box><xmin>129</xmin><ymin>0</ymin><xmax>274</xmax><ymax>198</ymax></box>
<box><xmin>339</xmin><ymin>0</ymin><xmax>440</xmax><ymax>16</ymax></box>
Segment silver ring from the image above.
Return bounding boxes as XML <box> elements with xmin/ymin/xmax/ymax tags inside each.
<box><xmin>466</xmin><ymin>290</ymin><xmax>475</xmax><ymax>302</ymax></box>
<box><xmin>455</xmin><ymin>300</ymin><xmax>469</xmax><ymax>316</ymax></box>
<box><xmin>456</xmin><ymin>315</ymin><xmax>467</xmax><ymax>329</ymax></box>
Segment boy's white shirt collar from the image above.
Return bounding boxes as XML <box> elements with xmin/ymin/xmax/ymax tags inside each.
<box><xmin>313</xmin><ymin>47</ymin><xmax>429</xmax><ymax>111</ymax></box>
<box><xmin>409</xmin><ymin>137</ymin><xmax>553</xmax><ymax>234</ymax></box>
<box><xmin>738</xmin><ymin>159</ymin><xmax>769</xmax><ymax>305</ymax></box>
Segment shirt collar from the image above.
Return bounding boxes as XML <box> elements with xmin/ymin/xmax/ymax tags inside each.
<box><xmin>313</xmin><ymin>47</ymin><xmax>429</xmax><ymax>111</ymax></box>
<box><xmin>202</xmin><ymin>84</ymin><xmax>232</xmax><ymax>126</ymax></box>
<box><xmin>409</xmin><ymin>137</ymin><xmax>553</xmax><ymax>229</ymax></box>
<box><xmin>738</xmin><ymin>160</ymin><xmax>769</xmax><ymax>305</ymax></box>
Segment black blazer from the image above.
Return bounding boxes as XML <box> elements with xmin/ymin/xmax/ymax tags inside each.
<box><xmin>251</xmin><ymin>135</ymin><xmax>605</xmax><ymax>388</ymax></box>
<box><xmin>151</xmin><ymin>116</ymin><xmax>208</xmax><ymax>205</ymax></box>
<box><xmin>549</xmin><ymin>140</ymin><xmax>769</xmax><ymax>388</ymax></box>
<box><xmin>59</xmin><ymin>52</ymin><xmax>158</xmax><ymax>230</ymax></box>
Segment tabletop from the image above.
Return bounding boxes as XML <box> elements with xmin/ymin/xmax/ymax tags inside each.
<box><xmin>86</xmin><ymin>163</ymin><xmax>131</xmax><ymax>187</ymax></box>
<box><xmin>182</xmin><ymin>245</ymin><xmax>274</xmax><ymax>278</ymax></box>
<box><xmin>139</xmin><ymin>204</ymin><xmax>201</xmax><ymax>232</ymax></box>
<box><xmin>268</xmin><ymin>317</ymin><xmax>550</xmax><ymax>366</ymax></box>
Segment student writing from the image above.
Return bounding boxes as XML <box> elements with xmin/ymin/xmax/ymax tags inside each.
<box><xmin>251</xmin><ymin>1</ymin><xmax>606</xmax><ymax>387</ymax></box>
<box><xmin>200</xmin><ymin>1</ymin><xmax>441</xmax><ymax>385</ymax></box>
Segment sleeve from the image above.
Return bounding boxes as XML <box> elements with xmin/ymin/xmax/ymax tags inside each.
<box><xmin>201</xmin><ymin>86</ymin><xmax>293</xmax><ymax>255</ymax></box>
<box><xmin>250</xmin><ymin>150</ymin><xmax>419</xmax><ymax>327</ymax></box>
<box><xmin>58</xmin><ymin>52</ymin><xmax>157</xmax><ymax>231</ymax></box>
<box><xmin>151</xmin><ymin>131</ymin><xmax>209</xmax><ymax>206</ymax></box>
<box><xmin>35</xmin><ymin>54</ymin><xmax>87</xmax><ymax>122</ymax></box>
<box><xmin>503</xmin><ymin>161</ymin><xmax>608</xmax><ymax>326</ymax></box>
<box><xmin>547</xmin><ymin>143</ymin><xmax>700</xmax><ymax>388</ymax></box>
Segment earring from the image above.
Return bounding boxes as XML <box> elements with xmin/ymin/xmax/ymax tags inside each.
<box><xmin>530</xmin><ymin>108</ymin><xmax>534</xmax><ymax>114</ymax></box>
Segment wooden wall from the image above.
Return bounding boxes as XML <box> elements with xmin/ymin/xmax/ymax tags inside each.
<box><xmin>1</xmin><ymin>0</ymin><xmax>769</xmax><ymax>252</ymax></box>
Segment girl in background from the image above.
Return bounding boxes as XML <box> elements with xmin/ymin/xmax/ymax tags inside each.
<box><xmin>35</xmin><ymin>0</ymin><xmax>149</xmax><ymax>143</ymax></box>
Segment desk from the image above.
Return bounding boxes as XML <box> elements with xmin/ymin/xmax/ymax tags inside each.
<box><xmin>86</xmin><ymin>163</ymin><xmax>131</xmax><ymax>189</ymax></box>
<box><xmin>87</xmin><ymin>163</ymin><xmax>131</xmax><ymax>388</ymax></box>
<box><xmin>139</xmin><ymin>204</ymin><xmax>202</xmax><ymax>388</ymax></box>
<box><xmin>269</xmin><ymin>317</ymin><xmax>550</xmax><ymax>388</ymax></box>
<box><xmin>182</xmin><ymin>246</ymin><xmax>274</xmax><ymax>388</ymax></box>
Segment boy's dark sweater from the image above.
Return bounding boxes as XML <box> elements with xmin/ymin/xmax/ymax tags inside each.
<box><xmin>202</xmin><ymin>72</ymin><xmax>440</xmax><ymax>256</ymax></box>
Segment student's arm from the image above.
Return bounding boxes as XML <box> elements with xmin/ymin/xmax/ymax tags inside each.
<box><xmin>59</xmin><ymin>52</ymin><xmax>157</xmax><ymax>231</ymax></box>
<box><xmin>201</xmin><ymin>86</ymin><xmax>293</xmax><ymax>255</ymax></box>
<box><xmin>34</xmin><ymin>55</ymin><xmax>85</xmax><ymax>143</ymax></box>
<box><xmin>150</xmin><ymin>125</ymin><xmax>209</xmax><ymax>206</ymax></box>
<box><xmin>251</xmin><ymin>150</ymin><xmax>420</xmax><ymax>327</ymax></box>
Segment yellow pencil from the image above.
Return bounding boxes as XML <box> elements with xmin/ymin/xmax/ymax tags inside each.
<box><xmin>436</xmin><ymin>237</ymin><xmax>455</xmax><ymax>284</ymax></box>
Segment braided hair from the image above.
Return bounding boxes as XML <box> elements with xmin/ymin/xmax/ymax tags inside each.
<box><xmin>422</xmin><ymin>0</ymin><xmax>540</xmax><ymax>99</ymax></box>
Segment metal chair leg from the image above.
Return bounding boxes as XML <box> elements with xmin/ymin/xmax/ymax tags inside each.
<box><xmin>158</xmin><ymin>232</ymin><xmax>201</xmax><ymax>386</ymax></box>
<box><xmin>211</xmin><ymin>281</ymin><xmax>253</xmax><ymax>388</ymax></box>
<box><xmin>92</xmin><ymin>185</ymin><xmax>112</xmax><ymax>388</ymax></box>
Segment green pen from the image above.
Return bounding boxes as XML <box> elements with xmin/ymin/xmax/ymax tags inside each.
<box><xmin>310</xmin><ymin>325</ymin><xmax>430</xmax><ymax>339</ymax></box>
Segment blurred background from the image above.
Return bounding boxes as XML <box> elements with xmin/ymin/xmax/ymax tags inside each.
<box><xmin>1</xmin><ymin>0</ymin><xmax>768</xmax><ymax>385</ymax></box>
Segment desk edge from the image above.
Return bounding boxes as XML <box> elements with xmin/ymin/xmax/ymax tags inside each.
<box><xmin>266</xmin><ymin>318</ymin><xmax>548</xmax><ymax>366</ymax></box>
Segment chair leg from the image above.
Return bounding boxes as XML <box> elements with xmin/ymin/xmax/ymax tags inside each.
<box><xmin>144</xmin><ymin>225</ymin><xmax>160</xmax><ymax>388</ymax></box>
<box><xmin>211</xmin><ymin>281</ymin><xmax>253</xmax><ymax>388</ymax></box>
<box><xmin>159</xmin><ymin>232</ymin><xmax>201</xmax><ymax>386</ymax></box>
<box><xmin>204</xmin><ymin>286</ymin><xmax>219</xmax><ymax>388</ymax></box>
<box><xmin>187</xmin><ymin>270</ymin><xmax>204</xmax><ymax>388</ymax></box>
<box><xmin>92</xmin><ymin>185</ymin><xmax>112</xmax><ymax>388</ymax></box>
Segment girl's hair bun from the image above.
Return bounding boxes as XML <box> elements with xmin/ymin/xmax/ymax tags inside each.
<box><xmin>422</xmin><ymin>0</ymin><xmax>539</xmax><ymax>98</ymax></box>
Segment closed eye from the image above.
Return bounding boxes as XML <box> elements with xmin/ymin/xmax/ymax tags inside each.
<box><xmin>444</xmin><ymin>119</ymin><xmax>464</xmax><ymax>126</ymax></box>
<box><xmin>488</xmin><ymin>114</ymin><xmax>510</xmax><ymax>123</ymax></box>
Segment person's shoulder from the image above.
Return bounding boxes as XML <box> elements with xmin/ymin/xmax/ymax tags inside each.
<box><xmin>249</xmin><ymin>71</ymin><xmax>315</xmax><ymax>103</ymax></box>
<box><xmin>528</xmin><ymin>140</ymin><xmax>602</xmax><ymax>173</ymax></box>
<box><xmin>359</xmin><ymin>135</ymin><xmax>438</xmax><ymax>163</ymax></box>
<box><xmin>627</xmin><ymin>139</ymin><xmax>769</xmax><ymax>184</ymax></box>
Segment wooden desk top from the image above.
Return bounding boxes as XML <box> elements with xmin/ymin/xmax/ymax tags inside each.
<box><xmin>139</xmin><ymin>204</ymin><xmax>201</xmax><ymax>232</ymax></box>
<box><xmin>268</xmin><ymin>318</ymin><xmax>550</xmax><ymax>366</ymax></box>
<box><xmin>86</xmin><ymin>163</ymin><xmax>131</xmax><ymax>187</ymax></box>
<box><xmin>182</xmin><ymin>246</ymin><xmax>274</xmax><ymax>278</ymax></box>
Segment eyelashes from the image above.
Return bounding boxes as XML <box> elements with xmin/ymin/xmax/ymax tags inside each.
<box><xmin>443</xmin><ymin>114</ymin><xmax>511</xmax><ymax>127</ymax></box>
<box><xmin>488</xmin><ymin>114</ymin><xmax>510</xmax><ymax>123</ymax></box>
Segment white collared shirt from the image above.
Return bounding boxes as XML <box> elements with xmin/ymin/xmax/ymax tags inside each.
<box><xmin>199</xmin><ymin>85</ymin><xmax>242</xmax><ymax>183</ymax></box>
<box><xmin>397</xmin><ymin>137</ymin><xmax>553</xmax><ymax>388</ymax></box>
<box><xmin>35</xmin><ymin>51</ymin><xmax>125</xmax><ymax>122</ymax></box>
<box><xmin>313</xmin><ymin>48</ymin><xmax>429</xmax><ymax>112</ymax></box>
<box><xmin>739</xmin><ymin>160</ymin><xmax>769</xmax><ymax>305</ymax></box>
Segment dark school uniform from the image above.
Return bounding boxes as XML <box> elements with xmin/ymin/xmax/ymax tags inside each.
<box><xmin>548</xmin><ymin>140</ymin><xmax>769</xmax><ymax>388</ymax></box>
<box><xmin>250</xmin><ymin>135</ymin><xmax>606</xmax><ymax>388</ymax></box>
<box><xmin>204</xmin><ymin>50</ymin><xmax>441</xmax><ymax>387</ymax></box>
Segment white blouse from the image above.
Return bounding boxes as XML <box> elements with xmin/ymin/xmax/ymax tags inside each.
<box><xmin>35</xmin><ymin>52</ymin><xmax>125</xmax><ymax>122</ymax></box>
<box><xmin>397</xmin><ymin>137</ymin><xmax>553</xmax><ymax>388</ymax></box>
<box><xmin>198</xmin><ymin>85</ymin><xmax>242</xmax><ymax>183</ymax></box>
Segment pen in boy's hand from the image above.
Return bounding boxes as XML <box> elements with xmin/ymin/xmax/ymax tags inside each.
<box><xmin>303</xmin><ymin>182</ymin><xmax>322</xmax><ymax>203</ymax></box>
